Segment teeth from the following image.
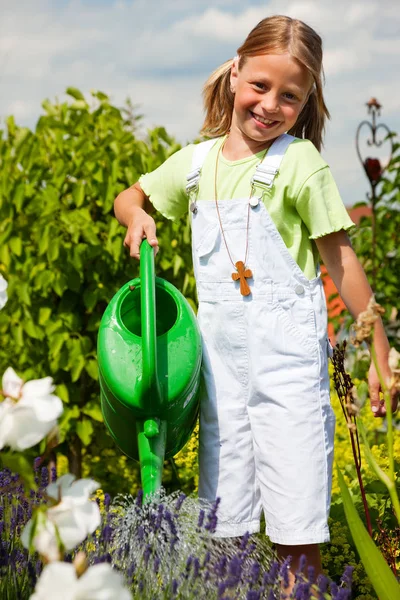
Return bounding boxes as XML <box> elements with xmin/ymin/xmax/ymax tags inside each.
<box><xmin>253</xmin><ymin>113</ymin><xmax>275</xmax><ymax>125</ymax></box>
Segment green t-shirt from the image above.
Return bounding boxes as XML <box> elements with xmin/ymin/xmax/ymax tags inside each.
<box><xmin>140</xmin><ymin>137</ymin><xmax>354</xmax><ymax>280</ymax></box>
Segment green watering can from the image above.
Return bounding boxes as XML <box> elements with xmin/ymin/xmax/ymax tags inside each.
<box><xmin>97</xmin><ymin>240</ymin><xmax>202</xmax><ymax>499</ymax></box>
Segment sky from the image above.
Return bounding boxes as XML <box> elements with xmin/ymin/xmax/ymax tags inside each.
<box><xmin>1</xmin><ymin>0</ymin><xmax>399</xmax><ymax>207</ymax></box>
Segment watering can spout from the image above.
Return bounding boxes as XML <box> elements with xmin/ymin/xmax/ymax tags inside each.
<box><xmin>137</xmin><ymin>418</ymin><xmax>167</xmax><ymax>498</ymax></box>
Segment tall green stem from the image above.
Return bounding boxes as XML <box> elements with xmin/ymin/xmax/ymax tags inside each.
<box><xmin>369</xmin><ymin>340</ymin><xmax>400</xmax><ymax>524</ymax></box>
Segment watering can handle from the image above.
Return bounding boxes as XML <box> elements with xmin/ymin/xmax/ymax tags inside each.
<box><xmin>139</xmin><ymin>240</ymin><xmax>163</xmax><ymax>411</ymax></box>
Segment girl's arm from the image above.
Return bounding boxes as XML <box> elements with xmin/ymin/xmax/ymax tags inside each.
<box><xmin>114</xmin><ymin>182</ymin><xmax>158</xmax><ymax>259</ymax></box>
<box><xmin>315</xmin><ymin>230</ymin><xmax>397</xmax><ymax>417</ymax></box>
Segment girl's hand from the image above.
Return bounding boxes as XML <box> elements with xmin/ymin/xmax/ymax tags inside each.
<box><xmin>368</xmin><ymin>361</ymin><xmax>399</xmax><ymax>418</ymax></box>
<box><xmin>123</xmin><ymin>206</ymin><xmax>159</xmax><ymax>260</ymax></box>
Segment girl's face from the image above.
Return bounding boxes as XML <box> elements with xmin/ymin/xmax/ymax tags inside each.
<box><xmin>230</xmin><ymin>53</ymin><xmax>312</xmax><ymax>150</ymax></box>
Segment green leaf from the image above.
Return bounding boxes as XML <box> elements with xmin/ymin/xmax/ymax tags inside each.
<box><xmin>66</xmin><ymin>87</ymin><xmax>85</xmax><ymax>101</ymax></box>
<box><xmin>70</xmin><ymin>355</ymin><xmax>85</xmax><ymax>382</ymax></box>
<box><xmin>49</xmin><ymin>332</ymin><xmax>67</xmax><ymax>357</ymax></box>
<box><xmin>24</xmin><ymin>319</ymin><xmax>43</xmax><ymax>340</ymax></box>
<box><xmin>72</xmin><ymin>183</ymin><xmax>85</xmax><ymax>208</ymax></box>
<box><xmin>71</xmin><ymin>100</ymin><xmax>88</xmax><ymax>111</ymax></box>
<box><xmin>76</xmin><ymin>418</ymin><xmax>94</xmax><ymax>446</ymax></box>
<box><xmin>41</xmin><ymin>99</ymin><xmax>58</xmax><ymax>115</ymax></box>
<box><xmin>82</xmin><ymin>401</ymin><xmax>103</xmax><ymax>422</ymax></box>
<box><xmin>55</xmin><ymin>383</ymin><xmax>69</xmax><ymax>404</ymax></box>
<box><xmin>9</xmin><ymin>237</ymin><xmax>22</xmax><ymax>256</ymax></box>
<box><xmin>85</xmin><ymin>359</ymin><xmax>99</xmax><ymax>381</ymax></box>
<box><xmin>47</xmin><ymin>238</ymin><xmax>60</xmax><ymax>262</ymax></box>
<box><xmin>83</xmin><ymin>288</ymin><xmax>99</xmax><ymax>311</ymax></box>
<box><xmin>13</xmin><ymin>183</ymin><xmax>26</xmax><ymax>211</ymax></box>
<box><xmin>38</xmin><ymin>306</ymin><xmax>52</xmax><ymax>325</ymax></box>
<box><xmin>337</xmin><ymin>467</ymin><xmax>400</xmax><ymax>599</ymax></box>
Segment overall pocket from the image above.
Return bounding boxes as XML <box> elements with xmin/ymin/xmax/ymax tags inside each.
<box><xmin>272</xmin><ymin>292</ymin><xmax>318</xmax><ymax>355</ymax></box>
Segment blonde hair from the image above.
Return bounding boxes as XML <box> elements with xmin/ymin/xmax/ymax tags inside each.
<box><xmin>201</xmin><ymin>15</ymin><xmax>330</xmax><ymax>151</ymax></box>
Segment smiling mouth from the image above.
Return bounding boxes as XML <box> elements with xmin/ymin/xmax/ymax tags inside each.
<box><xmin>250</xmin><ymin>111</ymin><xmax>279</xmax><ymax>126</ymax></box>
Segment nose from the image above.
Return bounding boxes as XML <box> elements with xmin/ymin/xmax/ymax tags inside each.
<box><xmin>261</xmin><ymin>92</ymin><xmax>280</xmax><ymax>114</ymax></box>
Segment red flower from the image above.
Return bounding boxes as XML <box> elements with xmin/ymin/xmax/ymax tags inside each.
<box><xmin>364</xmin><ymin>157</ymin><xmax>382</xmax><ymax>183</ymax></box>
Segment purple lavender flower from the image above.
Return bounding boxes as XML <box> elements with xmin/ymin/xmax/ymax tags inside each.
<box><xmin>340</xmin><ymin>565</ymin><xmax>354</xmax><ymax>588</ymax></box>
<box><xmin>330</xmin><ymin>581</ymin><xmax>339</xmax><ymax>597</ymax></box>
<box><xmin>307</xmin><ymin>565</ymin><xmax>315</xmax><ymax>585</ymax></box>
<box><xmin>317</xmin><ymin>573</ymin><xmax>329</xmax><ymax>595</ymax></box>
<box><xmin>217</xmin><ymin>582</ymin><xmax>227</xmax><ymax>597</ymax></box>
<box><xmin>240</xmin><ymin>531</ymin><xmax>250</xmax><ymax>550</ymax></box>
<box><xmin>214</xmin><ymin>555</ymin><xmax>227</xmax><ymax>578</ymax></box>
<box><xmin>40</xmin><ymin>466</ymin><xmax>49</xmax><ymax>488</ymax></box>
<box><xmin>27</xmin><ymin>559</ymin><xmax>37</xmax><ymax>587</ymax></box>
<box><xmin>164</xmin><ymin>510</ymin><xmax>178</xmax><ymax>538</ymax></box>
<box><xmin>143</xmin><ymin>544</ymin><xmax>152</xmax><ymax>567</ymax></box>
<box><xmin>280</xmin><ymin>556</ymin><xmax>291</xmax><ymax>589</ymax></box>
<box><xmin>127</xmin><ymin>561</ymin><xmax>136</xmax><ymax>582</ymax></box>
<box><xmin>137</xmin><ymin>524</ymin><xmax>145</xmax><ymax>542</ymax></box>
<box><xmin>197</xmin><ymin>509</ymin><xmax>205</xmax><ymax>529</ymax></box>
<box><xmin>185</xmin><ymin>555</ymin><xmax>193</xmax><ymax>575</ymax></box>
<box><xmin>155</xmin><ymin>503</ymin><xmax>164</xmax><ymax>530</ymax></box>
<box><xmin>100</xmin><ymin>524</ymin><xmax>113</xmax><ymax>544</ymax></box>
<box><xmin>175</xmin><ymin>492</ymin><xmax>186</xmax><ymax>512</ymax></box>
<box><xmin>135</xmin><ymin>489</ymin><xmax>143</xmax><ymax>508</ymax></box>
<box><xmin>202</xmin><ymin>551</ymin><xmax>211</xmax><ymax>568</ymax></box>
<box><xmin>193</xmin><ymin>557</ymin><xmax>200</xmax><ymax>580</ymax></box>
<box><xmin>172</xmin><ymin>579</ymin><xmax>179</xmax><ymax>595</ymax></box>
<box><xmin>225</xmin><ymin>555</ymin><xmax>243</xmax><ymax>587</ymax></box>
<box><xmin>263</xmin><ymin>560</ymin><xmax>280</xmax><ymax>585</ymax></box>
<box><xmin>246</xmin><ymin>591</ymin><xmax>261</xmax><ymax>600</ymax></box>
<box><xmin>205</xmin><ymin>497</ymin><xmax>220</xmax><ymax>533</ymax></box>
<box><xmin>154</xmin><ymin>555</ymin><xmax>160</xmax><ymax>574</ymax></box>
<box><xmin>298</xmin><ymin>554</ymin><xmax>307</xmax><ymax>574</ymax></box>
<box><xmin>104</xmin><ymin>493</ymin><xmax>111</xmax><ymax>510</ymax></box>
<box><xmin>334</xmin><ymin>589</ymin><xmax>351</xmax><ymax>600</ymax></box>
<box><xmin>249</xmin><ymin>560</ymin><xmax>261</xmax><ymax>584</ymax></box>
<box><xmin>294</xmin><ymin>581</ymin><xmax>311</xmax><ymax>599</ymax></box>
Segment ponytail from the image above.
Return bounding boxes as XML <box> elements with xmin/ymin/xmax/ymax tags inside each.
<box><xmin>201</xmin><ymin>59</ymin><xmax>235</xmax><ymax>138</ymax></box>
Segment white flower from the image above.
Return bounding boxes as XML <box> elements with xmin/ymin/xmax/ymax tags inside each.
<box><xmin>0</xmin><ymin>367</ymin><xmax>63</xmax><ymax>451</ymax></box>
<box><xmin>0</xmin><ymin>274</ymin><xmax>7</xmax><ymax>309</ymax></box>
<box><xmin>30</xmin><ymin>562</ymin><xmax>132</xmax><ymax>600</ymax></box>
<box><xmin>22</xmin><ymin>474</ymin><xmax>101</xmax><ymax>560</ymax></box>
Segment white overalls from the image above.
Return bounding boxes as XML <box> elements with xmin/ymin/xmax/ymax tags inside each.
<box><xmin>186</xmin><ymin>134</ymin><xmax>335</xmax><ymax>545</ymax></box>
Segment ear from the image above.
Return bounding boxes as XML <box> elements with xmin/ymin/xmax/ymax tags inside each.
<box><xmin>230</xmin><ymin>57</ymin><xmax>239</xmax><ymax>94</ymax></box>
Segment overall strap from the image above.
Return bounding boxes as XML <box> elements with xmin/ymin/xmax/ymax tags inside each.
<box><xmin>185</xmin><ymin>138</ymin><xmax>220</xmax><ymax>195</ymax></box>
<box><xmin>251</xmin><ymin>133</ymin><xmax>295</xmax><ymax>188</ymax></box>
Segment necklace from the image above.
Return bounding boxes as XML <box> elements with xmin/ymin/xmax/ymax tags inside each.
<box><xmin>214</xmin><ymin>136</ymin><xmax>268</xmax><ymax>296</ymax></box>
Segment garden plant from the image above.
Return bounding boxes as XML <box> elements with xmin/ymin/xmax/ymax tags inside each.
<box><xmin>0</xmin><ymin>90</ymin><xmax>399</xmax><ymax>598</ymax></box>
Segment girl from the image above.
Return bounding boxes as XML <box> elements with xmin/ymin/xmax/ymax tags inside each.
<box><xmin>114</xmin><ymin>15</ymin><xmax>397</xmax><ymax>591</ymax></box>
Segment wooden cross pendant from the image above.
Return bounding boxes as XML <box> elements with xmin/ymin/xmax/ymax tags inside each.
<box><xmin>232</xmin><ymin>261</ymin><xmax>253</xmax><ymax>296</ymax></box>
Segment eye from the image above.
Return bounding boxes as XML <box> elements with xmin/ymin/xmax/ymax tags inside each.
<box><xmin>253</xmin><ymin>82</ymin><xmax>267</xmax><ymax>91</ymax></box>
<box><xmin>283</xmin><ymin>92</ymin><xmax>299</xmax><ymax>101</ymax></box>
